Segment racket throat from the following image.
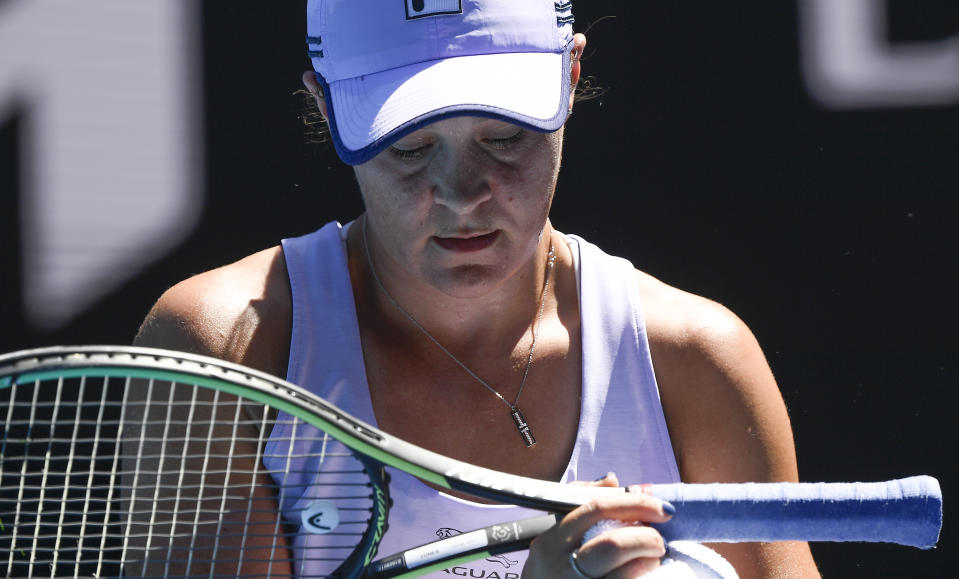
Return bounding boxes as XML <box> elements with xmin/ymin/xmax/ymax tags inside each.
<box><xmin>510</xmin><ymin>407</ymin><xmax>536</xmax><ymax>448</ymax></box>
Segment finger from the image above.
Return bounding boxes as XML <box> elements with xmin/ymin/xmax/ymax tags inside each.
<box><xmin>560</xmin><ymin>492</ymin><xmax>675</xmax><ymax>543</ymax></box>
<box><xmin>569</xmin><ymin>472</ymin><xmax>620</xmax><ymax>487</ymax></box>
<box><xmin>592</xmin><ymin>471</ymin><xmax>620</xmax><ymax>487</ymax></box>
<box><xmin>568</xmin><ymin>530</ymin><xmax>665</xmax><ymax>578</ymax></box>
<box><xmin>579</xmin><ymin>524</ymin><xmax>667</xmax><ymax>569</ymax></box>
<box><xmin>605</xmin><ymin>555</ymin><xmax>662</xmax><ymax>579</ymax></box>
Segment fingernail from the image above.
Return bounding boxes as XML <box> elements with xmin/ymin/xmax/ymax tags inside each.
<box><xmin>661</xmin><ymin>501</ymin><xmax>677</xmax><ymax>516</ymax></box>
<box><xmin>593</xmin><ymin>472</ymin><xmax>615</xmax><ymax>482</ymax></box>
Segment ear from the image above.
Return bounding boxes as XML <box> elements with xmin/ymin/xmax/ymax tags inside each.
<box><xmin>302</xmin><ymin>70</ymin><xmax>329</xmax><ymax>121</ymax></box>
<box><xmin>568</xmin><ymin>33</ymin><xmax>587</xmax><ymax>113</ymax></box>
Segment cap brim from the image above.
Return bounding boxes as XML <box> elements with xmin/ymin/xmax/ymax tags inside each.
<box><xmin>320</xmin><ymin>49</ymin><xmax>572</xmax><ymax>165</ymax></box>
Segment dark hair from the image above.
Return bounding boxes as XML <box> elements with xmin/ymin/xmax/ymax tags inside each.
<box><xmin>296</xmin><ymin>88</ymin><xmax>331</xmax><ymax>144</ymax></box>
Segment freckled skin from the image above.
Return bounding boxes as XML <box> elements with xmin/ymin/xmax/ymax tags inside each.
<box><xmin>354</xmin><ymin>118</ymin><xmax>565</xmax><ymax>302</ymax></box>
<box><xmin>133</xmin><ymin>32</ymin><xmax>819</xmax><ymax>578</ymax></box>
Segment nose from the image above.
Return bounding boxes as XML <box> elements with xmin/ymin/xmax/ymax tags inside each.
<box><xmin>431</xmin><ymin>148</ymin><xmax>493</xmax><ymax>215</ymax></box>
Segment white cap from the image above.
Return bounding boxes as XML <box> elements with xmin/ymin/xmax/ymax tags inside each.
<box><xmin>307</xmin><ymin>0</ymin><xmax>575</xmax><ymax>165</ymax></box>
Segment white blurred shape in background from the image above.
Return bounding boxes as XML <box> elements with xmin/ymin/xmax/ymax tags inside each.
<box><xmin>0</xmin><ymin>0</ymin><xmax>203</xmax><ymax>331</ymax></box>
<box><xmin>800</xmin><ymin>0</ymin><xmax>959</xmax><ymax>109</ymax></box>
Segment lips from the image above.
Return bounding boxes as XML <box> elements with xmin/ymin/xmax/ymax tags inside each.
<box><xmin>432</xmin><ymin>231</ymin><xmax>499</xmax><ymax>253</ymax></box>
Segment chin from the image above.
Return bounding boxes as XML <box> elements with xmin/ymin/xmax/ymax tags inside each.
<box><xmin>429</xmin><ymin>264</ymin><xmax>507</xmax><ymax>298</ymax></box>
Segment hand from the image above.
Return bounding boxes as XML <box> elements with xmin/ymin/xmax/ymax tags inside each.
<box><xmin>522</xmin><ymin>474</ymin><xmax>675</xmax><ymax>578</ymax></box>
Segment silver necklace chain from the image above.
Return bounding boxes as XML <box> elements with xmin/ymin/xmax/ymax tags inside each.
<box><xmin>362</xmin><ymin>217</ymin><xmax>555</xmax><ymax>447</ymax></box>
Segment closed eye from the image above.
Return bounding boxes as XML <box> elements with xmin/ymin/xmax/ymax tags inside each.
<box><xmin>484</xmin><ymin>130</ymin><xmax>524</xmax><ymax>150</ymax></box>
<box><xmin>388</xmin><ymin>143</ymin><xmax>432</xmax><ymax>160</ymax></box>
<box><xmin>387</xmin><ymin>128</ymin><xmax>524</xmax><ymax>160</ymax></box>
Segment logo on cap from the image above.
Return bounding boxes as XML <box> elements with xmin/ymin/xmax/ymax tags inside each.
<box><xmin>405</xmin><ymin>0</ymin><xmax>462</xmax><ymax>20</ymax></box>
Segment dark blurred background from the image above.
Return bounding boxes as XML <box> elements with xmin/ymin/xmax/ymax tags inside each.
<box><xmin>1</xmin><ymin>1</ymin><xmax>956</xmax><ymax>575</ymax></box>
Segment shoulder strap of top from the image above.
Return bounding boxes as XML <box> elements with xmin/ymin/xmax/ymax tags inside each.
<box><xmin>566</xmin><ymin>235</ymin><xmax>681</xmax><ymax>484</ymax></box>
<box><xmin>279</xmin><ymin>220</ymin><xmax>374</xmax><ymax>421</ymax></box>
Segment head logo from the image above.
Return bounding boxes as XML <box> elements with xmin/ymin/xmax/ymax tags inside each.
<box><xmin>405</xmin><ymin>0</ymin><xmax>462</xmax><ymax>20</ymax></box>
<box><xmin>301</xmin><ymin>500</ymin><xmax>340</xmax><ymax>534</ymax></box>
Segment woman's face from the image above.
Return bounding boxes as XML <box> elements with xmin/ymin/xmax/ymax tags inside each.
<box><xmin>355</xmin><ymin>116</ymin><xmax>565</xmax><ymax>298</ymax></box>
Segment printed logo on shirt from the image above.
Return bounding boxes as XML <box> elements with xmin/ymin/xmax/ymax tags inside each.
<box><xmin>405</xmin><ymin>0</ymin><xmax>462</xmax><ymax>20</ymax></box>
<box><xmin>441</xmin><ymin>568</ymin><xmax>520</xmax><ymax>578</ymax></box>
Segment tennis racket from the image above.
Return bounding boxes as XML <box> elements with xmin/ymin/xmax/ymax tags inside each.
<box><xmin>0</xmin><ymin>346</ymin><xmax>942</xmax><ymax>578</ymax></box>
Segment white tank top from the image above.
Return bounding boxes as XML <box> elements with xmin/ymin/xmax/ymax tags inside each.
<box><xmin>268</xmin><ymin>221</ymin><xmax>681</xmax><ymax>578</ymax></box>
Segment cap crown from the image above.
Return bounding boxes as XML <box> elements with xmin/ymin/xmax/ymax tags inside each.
<box><xmin>308</xmin><ymin>0</ymin><xmax>574</xmax><ymax>82</ymax></box>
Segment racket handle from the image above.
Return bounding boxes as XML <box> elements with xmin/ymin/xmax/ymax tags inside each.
<box><xmin>367</xmin><ymin>515</ymin><xmax>559</xmax><ymax>577</ymax></box>
<box><xmin>647</xmin><ymin>475</ymin><xmax>942</xmax><ymax>549</ymax></box>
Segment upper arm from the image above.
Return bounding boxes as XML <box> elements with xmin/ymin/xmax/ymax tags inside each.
<box><xmin>652</xmin><ymin>299</ymin><xmax>798</xmax><ymax>484</ymax></box>
<box><xmin>641</xmin><ymin>273</ymin><xmax>819</xmax><ymax>577</ymax></box>
<box><xmin>126</xmin><ymin>247</ymin><xmax>295</xmax><ymax>574</ymax></box>
<box><xmin>134</xmin><ymin>246</ymin><xmax>292</xmax><ymax>377</ymax></box>
<box><xmin>134</xmin><ymin>274</ymin><xmax>221</xmax><ymax>354</ymax></box>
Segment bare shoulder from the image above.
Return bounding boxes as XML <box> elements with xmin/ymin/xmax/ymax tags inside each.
<box><xmin>634</xmin><ymin>269</ymin><xmax>819</xmax><ymax>576</ymax></box>
<box><xmin>635</xmin><ymin>269</ymin><xmax>749</xmax><ymax>359</ymax></box>
<box><xmin>634</xmin><ymin>268</ymin><xmax>796</xmax><ymax>482</ymax></box>
<box><xmin>134</xmin><ymin>246</ymin><xmax>292</xmax><ymax>377</ymax></box>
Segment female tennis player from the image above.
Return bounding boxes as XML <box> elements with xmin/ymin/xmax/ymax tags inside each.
<box><xmin>134</xmin><ymin>1</ymin><xmax>820</xmax><ymax>577</ymax></box>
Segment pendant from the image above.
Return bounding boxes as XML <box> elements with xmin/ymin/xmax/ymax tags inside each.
<box><xmin>511</xmin><ymin>407</ymin><xmax>536</xmax><ymax>448</ymax></box>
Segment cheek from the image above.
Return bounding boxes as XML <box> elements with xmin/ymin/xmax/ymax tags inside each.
<box><xmin>356</xmin><ymin>178</ymin><xmax>439</xmax><ymax>265</ymax></box>
<box><xmin>356</xmin><ymin>167</ymin><xmax>424</xmax><ymax>220</ymax></box>
<box><xmin>500</xmin><ymin>136</ymin><xmax>562</xmax><ymax>208</ymax></box>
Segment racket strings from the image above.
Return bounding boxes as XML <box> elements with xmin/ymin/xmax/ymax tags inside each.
<box><xmin>0</xmin><ymin>374</ymin><xmax>380</xmax><ymax>578</ymax></box>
